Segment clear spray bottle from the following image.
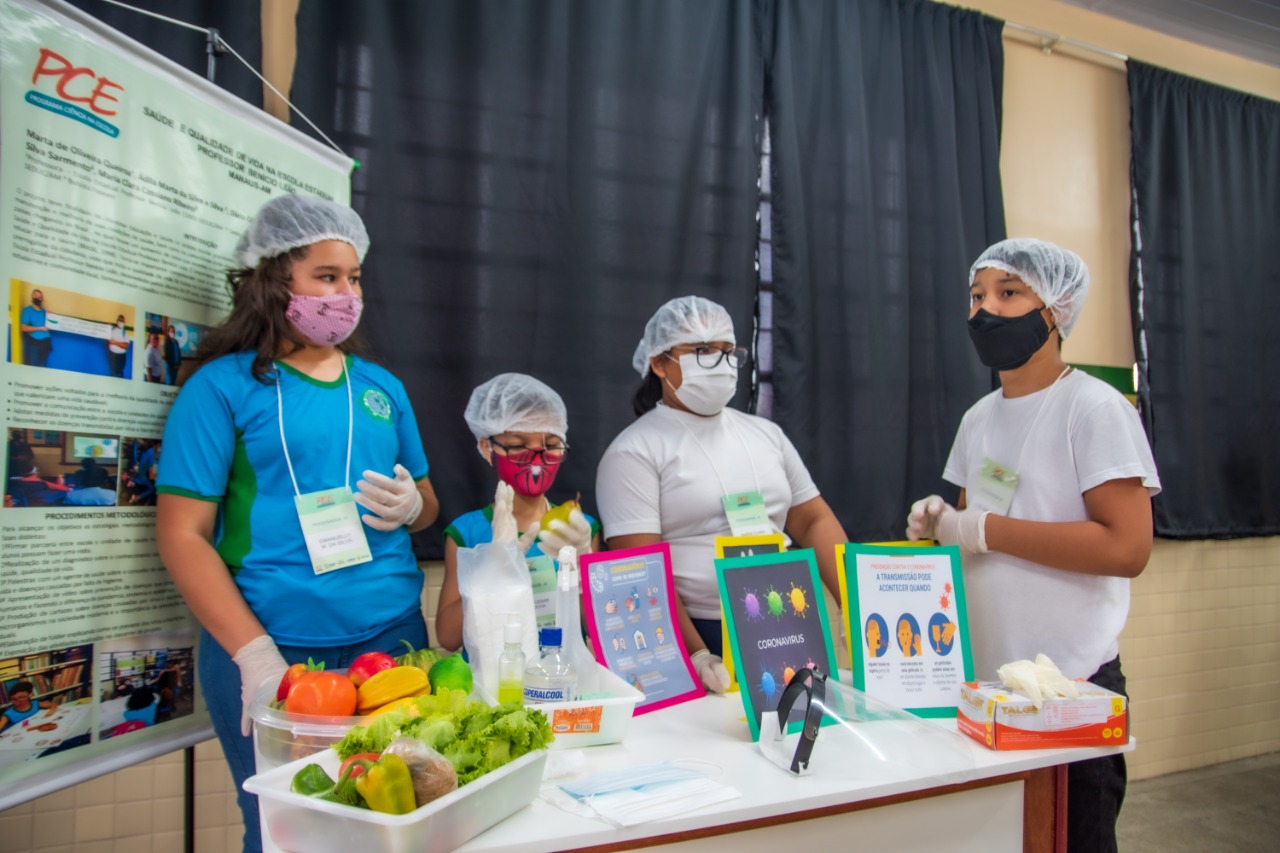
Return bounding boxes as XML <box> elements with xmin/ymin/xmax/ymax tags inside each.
<box><xmin>556</xmin><ymin>545</ymin><xmax>599</xmax><ymax>696</ymax></box>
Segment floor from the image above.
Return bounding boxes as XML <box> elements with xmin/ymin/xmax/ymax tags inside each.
<box><xmin>1117</xmin><ymin>751</ymin><xmax>1280</xmax><ymax>852</ymax></box>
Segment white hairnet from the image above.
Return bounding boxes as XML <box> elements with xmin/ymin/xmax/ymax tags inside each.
<box><xmin>464</xmin><ymin>373</ymin><xmax>568</xmax><ymax>440</ymax></box>
<box><xmin>969</xmin><ymin>238</ymin><xmax>1090</xmax><ymax>338</ymax></box>
<box><xmin>236</xmin><ymin>193</ymin><xmax>370</xmax><ymax>268</ymax></box>
<box><xmin>631</xmin><ymin>295</ymin><xmax>736</xmax><ymax>376</ymax></box>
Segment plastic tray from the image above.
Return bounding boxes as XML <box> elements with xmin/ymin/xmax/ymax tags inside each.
<box><xmin>243</xmin><ymin>747</ymin><xmax>547</xmax><ymax>853</ymax></box>
<box><xmin>484</xmin><ymin>663</ymin><xmax>643</xmax><ymax>748</ymax></box>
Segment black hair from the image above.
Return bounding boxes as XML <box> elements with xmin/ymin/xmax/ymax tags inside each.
<box><xmin>632</xmin><ymin>371</ymin><xmax>664</xmax><ymax>417</ymax></box>
<box><xmin>12</xmin><ymin>680</ymin><xmax>34</xmax><ymax>696</ymax></box>
<box><xmin>127</xmin><ymin>688</ymin><xmax>155</xmax><ymax>711</ymax></box>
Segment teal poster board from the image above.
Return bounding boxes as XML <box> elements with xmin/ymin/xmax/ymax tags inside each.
<box><xmin>837</xmin><ymin>543</ymin><xmax>974</xmax><ymax>718</ymax></box>
<box><xmin>716</xmin><ymin>549</ymin><xmax>838</xmax><ymax>741</ymax></box>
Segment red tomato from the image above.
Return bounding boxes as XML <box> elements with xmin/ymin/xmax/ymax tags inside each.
<box><xmin>283</xmin><ymin>671</ymin><xmax>358</xmax><ymax>716</ymax></box>
<box><xmin>339</xmin><ymin>752</ymin><xmax>382</xmax><ymax>781</ymax></box>
<box><xmin>347</xmin><ymin>651</ymin><xmax>397</xmax><ymax>687</ymax></box>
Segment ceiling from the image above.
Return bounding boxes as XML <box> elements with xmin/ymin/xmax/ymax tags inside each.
<box><xmin>1056</xmin><ymin>0</ymin><xmax>1280</xmax><ymax>68</ymax></box>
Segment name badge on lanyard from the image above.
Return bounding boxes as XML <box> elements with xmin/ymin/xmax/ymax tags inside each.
<box><xmin>971</xmin><ymin>458</ymin><xmax>1019</xmax><ymax>515</ymax></box>
<box><xmin>277</xmin><ymin>358</ymin><xmax>374</xmax><ymax>576</ymax></box>
<box><xmin>722</xmin><ymin>491</ymin><xmax>774</xmax><ymax>536</ymax></box>
<box><xmin>296</xmin><ymin>487</ymin><xmax>373</xmax><ymax>574</ymax></box>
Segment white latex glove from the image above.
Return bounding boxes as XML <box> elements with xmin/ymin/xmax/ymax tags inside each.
<box><xmin>232</xmin><ymin>635</ymin><xmax>288</xmax><ymax>737</ymax></box>
<box><xmin>490</xmin><ymin>481</ymin><xmax>540</xmax><ymax>557</ymax></box>
<box><xmin>935</xmin><ymin>505</ymin><xmax>990</xmax><ymax>557</ymax></box>
<box><xmin>691</xmin><ymin>649</ymin><xmax>731</xmax><ymax>694</ymax></box>
<box><xmin>905</xmin><ymin>494</ymin><xmax>947</xmax><ymax>541</ymax></box>
<box><xmin>538</xmin><ymin>507</ymin><xmax>593</xmax><ymax>556</ymax></box>
<box><xmin>354</xmin><ymin>464</ymin><xmax>423</xmax><ymax>531</ymax></box>
<box><xmin>997</xmin><ymin>654</ymin><xmax>1080</xmax><ymax>709</ymax></box>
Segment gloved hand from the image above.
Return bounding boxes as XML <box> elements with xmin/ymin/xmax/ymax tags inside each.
<box><xmin>935</xmin><ymin>505</ymin><xmax>990</xmax><ymax>557</ymax></box>
<box><xmin>232</xmin><ymin>635</ymin><xmax>288</xmax><ymax>737</ymax></box>
<box><xmin>490</xmin><ymin>481</ymin><xmax>540</xmax><ymax>557</ymax></box>
<box><xmin>691</xmin><ymin>649</ymin><xmax>731</xmax><ymax>694</ymax></box>
<box><xmin>905</xmin><ymin>495</ymin><xmax>947</xmax><ymax>541</ymax></box>
<box><xmin>538</xmin><ymin>507</ymin><xmax>593</xmax><ymax>556</ymax></box>
<box><xmin>354</xmin><ymin>464</ymin><xmax>423</xmax><ymax>531</ymax></box>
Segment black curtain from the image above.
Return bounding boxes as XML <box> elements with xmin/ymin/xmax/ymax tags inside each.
<box><xmin>1128</xmin><ymin>62</ymin><xmax>1280</xmax><ymax>538</ymax></box>
<box><xmin>65</xmin><ymin>0</ymin><xmax>263</xmax><ymax>106</ymax></box>
<box><xmin>764</xmin><ymin>0</ymin><xmax>1005</xmax><ymax>541</ymax></box>
<box><xmin>289</xmin><ymin>2</ymin><xmax>762</xmax><ymax>557</ymax></box>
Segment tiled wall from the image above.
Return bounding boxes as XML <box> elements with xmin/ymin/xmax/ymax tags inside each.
<box><xmin>4</xmin><ymin>546</ymin><xmax>1277</xmax><ymax>850</ymax></box>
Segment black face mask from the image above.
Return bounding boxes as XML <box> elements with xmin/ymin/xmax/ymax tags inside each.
<box><xmin>32</xmin><ymin>298</ymin><xmax>42</xmax><ymax>306</ymax></box>
<box><xmin>967</xmin><ymin>307</ymin><xmax>1052</xmax><ymax>371</ymax></box>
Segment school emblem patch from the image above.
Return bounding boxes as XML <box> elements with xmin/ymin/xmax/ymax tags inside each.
<box><xmin>360</xmin><ymin>388</ymin><xmax>393</xmax><ymax>423</ymax></box>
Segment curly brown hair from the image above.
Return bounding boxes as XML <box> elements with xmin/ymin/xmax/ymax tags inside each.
<box><xmin>195</xmin><ymin>245</ymin><xmax>369</xmax><ymax>383</ymax></box>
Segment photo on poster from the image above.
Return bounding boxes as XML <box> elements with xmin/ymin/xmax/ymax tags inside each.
<box><xmin>143</xmin><ymin>313</ymin><xmax>207</xmax><ymax>386</ymax></box>
<box><xmin>7</xmin><ymin>280</ymin><xmax>135</xmax><ymax>379</ymax></box>
<box><xmin>96</xmin><ymin>632</ymin><xmax>196</xmax><ymax>740</ymax></box>
<box><xmin>838</xmin><ymin>543</ymin><xmax>974</xmax><ymax>718</ymax></box>
<box><xmin>5</xmin><ymin>426</ymin><xmax>120</xmax><ymax>508</ymax></box>
<box><xmin>0</xmin><ymin>644</ymin><xmax>95</xmax><ymax>770</ymax></box>
<box><xmin>716</xmin><ymin>548</ymin><xmax>838</xmax><ymax>741</ymax></box>
<box><xmin>117</xmin><ymin>436</ymin><xmax>160</xmax><ymax>507</ymax></box>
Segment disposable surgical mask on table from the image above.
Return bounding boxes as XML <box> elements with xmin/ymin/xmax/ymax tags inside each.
<box><xmin>546</xmin><ymin>760</ymin><xmax>739</xmax><ymax>827</ymax></box>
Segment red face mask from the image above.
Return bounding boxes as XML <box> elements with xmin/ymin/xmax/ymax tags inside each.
<box><xmin>492</xmin><ymin>452</ymin><xmax>562</xmax><ymax>497</ymax></box>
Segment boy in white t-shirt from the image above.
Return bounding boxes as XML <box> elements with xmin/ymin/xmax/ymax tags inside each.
<box><xmin>907</xmin><ymin>238</ymin><xmax>1160</xmax><ymax>853</ymax></box>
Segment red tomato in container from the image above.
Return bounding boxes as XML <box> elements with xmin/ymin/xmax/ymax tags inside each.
<box><xmin>347</xmin><ymin>651</ymin><xmax>397</xmax><ymax>687</ymax></box>
<box><xmin>283</xmin><ymin>671</ymin><xmax>358</xmax><ymax>716</ymax></box>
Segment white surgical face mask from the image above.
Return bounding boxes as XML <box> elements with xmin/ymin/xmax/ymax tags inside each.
<box><xmin>559</xmin><ymin>761</ymin><xmax>738</xmax><ymax>827</ymax></box>
<box><xmin>669</xmin><ymin>354</ymin><xmax>737</xmax><ymax>416</ymax></box>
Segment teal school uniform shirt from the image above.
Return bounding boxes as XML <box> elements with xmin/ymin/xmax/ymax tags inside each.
<box><xmin>157</xmin><ymin>353</ymin><xmax>429</xmax><ymax>645</ymax></box>
<box><xmin>20</xmin><ymin>305</ymin><xmax>48</xmax><ymax>338</ymax></box>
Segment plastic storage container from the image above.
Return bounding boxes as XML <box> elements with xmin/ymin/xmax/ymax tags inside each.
<box><xmin>485</xmin><ymin>662</ymin><xmax>643</xmax><ymax>748</ymax></box>
<box><xmin>243</xmin><ymin>747</ymin><xmax>547</xmax><ymax>853</ymax></box>
<box><xmin>249</xmin><ymin>679</ymin><xmax>365</xmax><ymax>773</ymax></box>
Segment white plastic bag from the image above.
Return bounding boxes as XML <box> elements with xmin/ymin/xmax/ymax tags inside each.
<box><xmin>457</xmin><ymin>541</ymin><xmax>539</xmax><ymax>697</ymax></box>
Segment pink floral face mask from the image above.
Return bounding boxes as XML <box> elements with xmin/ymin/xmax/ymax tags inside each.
<box><xmin>286</xmin><ymin>292</ymin><xmax>363</xmax><ymax>346</ymax></box>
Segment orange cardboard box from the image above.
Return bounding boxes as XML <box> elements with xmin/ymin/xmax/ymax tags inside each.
<box><xmin>957</xmin><ymin>680</ymin><xmax>1128</xmax><ymax>750</ymax></box>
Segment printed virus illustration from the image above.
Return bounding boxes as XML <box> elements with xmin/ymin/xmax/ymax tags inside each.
<box><xmin>756</xmin><ymin>666</ymin><xmax>780</xmax><ymax>703</ymax></box>
<box><xmin>741</xmin><ymin>589</ymin><xmax>764</xmax><ymax>621</ymax></box>
<box><xmin>764</xmin><ymin>586</ymin><xmax>786</xmax><ymax>620</ymax></box>
<box><xmin>782</xmin><ymin>664</ymin><xmax>796</xmax><ymax>686</ymax></box>
<box><xmin>788</xmin><ymin>583</ymin><xmax>810</xmax><ymax>618</ymax></box>
<box><xmin>940</xmin><ymin>593</ymin><xmax>950</xmax><ymax>610</ymax></box>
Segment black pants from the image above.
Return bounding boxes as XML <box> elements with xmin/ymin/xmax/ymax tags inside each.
<box><xmin>108</xmin><ymin>350</ymin><xmax>127</xmax><ymax>377</ymax></box>
<box><xmin>22</xmin><ymin>335</ymin><xmax>51</xmax><ymax>367</ymax></box>
<box><xmin>1067</xmin><ymin>656</ymin><xmax>1128</xmax><ymax>853</ymax></box>
<box><xmin>691</xmin><ymin>618</ymin><xmax>722</xmax><ymax>657</ymax></box>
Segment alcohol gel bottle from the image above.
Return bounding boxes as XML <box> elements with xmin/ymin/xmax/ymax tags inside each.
<box><xmin>523</xmin><ymin>626</ymin><xmax>577</xmax><ymax>703</ymax></box>
<box><xmin>497</xmin><ymin>619</ymin><xmax>526</xmax><ymax>704</ymax></box>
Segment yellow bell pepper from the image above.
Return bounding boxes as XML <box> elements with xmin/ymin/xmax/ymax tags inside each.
<box><xmin>356</xmin><ymin>666</ymin><xmax>429</xmax><ymax>714</ymax></box>
<box><xmin>362</xmin><ymin>695</ymin><xmax>422</xmax><ymax>719</ymax></box>
<box><xmin>354</xmin><ymin>754</ymin><xmax>416</xmax><ymax>815</ymax></box>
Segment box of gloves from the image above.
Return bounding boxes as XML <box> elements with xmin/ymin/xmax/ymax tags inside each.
<box><xmin>957</xmin><ymin>680</ymin><xmax>1128</xmax><ymax>750</ymax></box>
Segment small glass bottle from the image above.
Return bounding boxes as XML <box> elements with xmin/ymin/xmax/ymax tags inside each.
<box><xmin>522</xmin><ymin>626</ymin><xmax>577</xmax><ymax>704</ymax></box>
<box><xmin>497</xmin><ymin>620</ymin><xmax>526</xmax><ymax>704</ymax></box>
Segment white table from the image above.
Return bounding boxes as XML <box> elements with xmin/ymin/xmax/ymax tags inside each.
<box><xmin>457</xmin><ymin>693</ymin><xmax>1131</xmax><ymax>853</ymax></box>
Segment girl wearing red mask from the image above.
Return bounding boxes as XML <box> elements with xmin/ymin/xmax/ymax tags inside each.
<box><xmin>435</xmin><ymin>373</ymin><xmax>602</xmax><ymax>652</ymax></box>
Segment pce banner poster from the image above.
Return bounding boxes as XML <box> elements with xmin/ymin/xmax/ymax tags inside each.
<box><xmin>0</xmin><ymin>0</ymin><xmax>352</xmax><ymax>805</ymax></box>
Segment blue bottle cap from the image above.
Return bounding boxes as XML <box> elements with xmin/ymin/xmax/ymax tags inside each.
<box><xmin>539</xmin><ymin>626</ymin><xmax>563</xmax><ymax>646</ymax></box>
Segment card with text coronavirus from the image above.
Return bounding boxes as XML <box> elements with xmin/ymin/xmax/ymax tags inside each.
<box><xmin>716</xmin><ymin>548</ymin><xmax>838</xmax><ymax>741</ymax></box>
<box><xmin>837</xmin><ymin>543</ymin><xmax>973</xmax><ymax>718</ymax></box>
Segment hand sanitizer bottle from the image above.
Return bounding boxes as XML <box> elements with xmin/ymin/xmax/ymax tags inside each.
<box><xmin>497</xmin><ymin>619</ymin><xmax>526</xmax><ymax>704</ymax></box>
<box><xmin>523</xmin><ymin>626</ymin><xmax>577</xmax><ymax>703</ymax></box>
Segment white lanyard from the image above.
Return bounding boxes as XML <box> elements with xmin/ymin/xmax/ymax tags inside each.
<box><xmin>665</xmin><ymin>404</ymin><xmax>763</xmax><ymax>496</ymax></box>
<box><xmin>276</xmin><ymin>357</ymin><xmax>354</xmax><ymax>496</ymax></box>
<box><xmin>981</xmin><ymin>365</ymin><xmax>1072</xmax><ymax>476</ymax></box>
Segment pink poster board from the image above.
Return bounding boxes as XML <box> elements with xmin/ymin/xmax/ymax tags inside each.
<box><xmin>579</xmin><ymin>543</ymin><xmax>703</xmax><ymax>715</ymax></box>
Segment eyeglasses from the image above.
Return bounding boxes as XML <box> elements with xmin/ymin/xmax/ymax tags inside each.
<box><xmin>488</xmin><ymin>436</ymin><xmax>569</xmax><ymax>466</ymax></box>
<box><xmin>668</xmin><ymin>345</ymin><xmax>749</xmax><ymax>370</ymax></box>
